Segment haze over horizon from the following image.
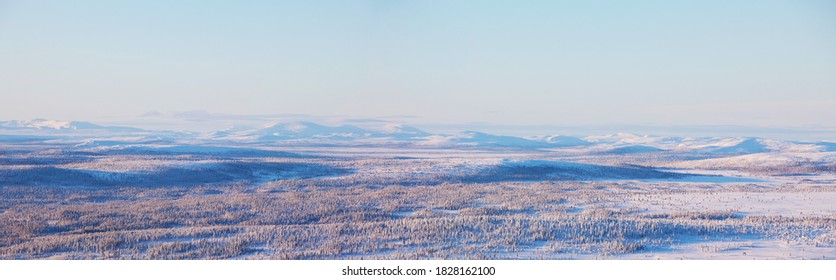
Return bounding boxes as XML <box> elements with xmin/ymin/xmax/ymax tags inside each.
<box><xmin>2</xmin><ymin>1</ymin><xmax>835</xmax><ymax>129</ymax></box>
<box><xmin>4</xmin><ymin>112</ymin><xmax>836</xmax><ymax>142</ymax></box>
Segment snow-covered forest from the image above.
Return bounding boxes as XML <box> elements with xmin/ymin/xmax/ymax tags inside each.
<box><xmin>1</xmin><ymin>120</ymin><xmax>834</xmax><ymax>259</ymax></box>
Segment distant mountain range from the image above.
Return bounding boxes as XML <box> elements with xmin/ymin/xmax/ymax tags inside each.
<box><xmin>0</xmin><ymin>119</ymin><xmax>142</xmax><ymax>131</ymax></box>
<box><xmin>2</xmin><ymin>119</ymin><xmax>835</xmax><ymax>153</ymax></box>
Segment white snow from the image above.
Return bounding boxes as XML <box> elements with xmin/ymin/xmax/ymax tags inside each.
<box><xmin>672</xmin><ymin>152</ymin><xmax>836</xmax><ymax>169</ymax></box>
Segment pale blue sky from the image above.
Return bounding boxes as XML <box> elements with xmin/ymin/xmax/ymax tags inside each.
<box><xmin>1</xmin><ymin>0</ymin><xmax>835</xmax><ymax>128</ymax></box>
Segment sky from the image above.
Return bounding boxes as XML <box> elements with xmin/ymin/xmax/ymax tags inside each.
<box><xmin>1</xmin><ymin>0</ymin><xmax>835</xmax><ymax>130</ymax></box>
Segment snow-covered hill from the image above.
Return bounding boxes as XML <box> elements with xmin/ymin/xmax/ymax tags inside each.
<box><xmin>245</xmin><ymin>121</ymin><xmax>369</xmax><ymax>140</ymax></box>
<box><xmin>370</xmin><ymin>124</ymin><xmax>431</xmax><ymax>139</ymax></box>
<box><xmin>0</xmin><ymin>119</ymin><xmax>149</xmax><ymax>139</ymax></box>
<box><xmin>671</xmin><ymin>152</ymin><xmax>836</xmax><ymax>170</ymax></box>
<box><xmin>0</xmin><ymin>119</ymin><xmax>142</xmax><ymax>132</ymax></box>
<box><xmin>418</xmin><ymin>131</ymin><xmax>552</xmax><ymax>148</ymax></box>
<box><xmin>531</xmin><ymin>135</ymin><xmax>591</xmax><ymax>147</ymax></box>
<box><xmin>599</xmin><ymin>145</ymin><xmax>665</xmax><ymax>154</ymax></box>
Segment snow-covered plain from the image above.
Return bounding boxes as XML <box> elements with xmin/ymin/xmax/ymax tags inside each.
<box><xmin>0</xmin><ymin>119</ymin><xmax>834</xmax><ymax>259</ymax></box>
